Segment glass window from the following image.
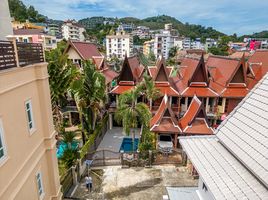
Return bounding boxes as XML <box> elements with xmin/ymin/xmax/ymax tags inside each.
<box><xmin>0</xmin><ymin>120</ymin><xmax>6</xmax><ymax>160</ymax></box>
<box><xmin>36</xmin><ymin>172</ymin><xmax>44</xmax><ymax>197</ymax></box>
<box><xmin>25</xmin><ymin>100</ymin><xmax>35</xmax><ymax>132</ymax></box>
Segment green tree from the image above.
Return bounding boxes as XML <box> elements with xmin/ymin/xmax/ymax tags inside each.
<box><xmin>46</xmin><ymin>47</ymin><xmax>79</xmax><ymax>132</ymax></box>
<box><xmin>70</xmin><ymin>61</ymin><xmax>106</xmax><ymax>142</ymax></box>
<box><xmin>148</xmin><ymin>51</ymin><xmax>156</xmax><ymax>62</ymax></box>
<box><xmin>142</xmin><ymin>74</ymin><xmax>161</xmax><ymax>110</ymax></box>
<box><xmin>168</xmin><ymin>46</ymin><xmax>178</xmax><ymax>58</ymax></box>
<box><xmin>61</xmin><ymin>148</ymin><xmax>79</xmax><ymax>168</ymax></box>
<box><xmin>60</xmin><ymin>131</ymin><xmax>78</xmax><ymax>148</ymax></box>
<box><xmin>115</xmin><ymin>85</ymin><xmax>151</xmax><ymax>152</ymax></box>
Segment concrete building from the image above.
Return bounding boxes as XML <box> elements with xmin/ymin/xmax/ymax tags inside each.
<box><xmin>0</xmin><ymin>0</ymin><xmax>13</xmax><ymax>40</ymax></box>
<box><xmin>153</xmin><ymin>24</ymin><xmax>179</xmax><ymax>59</ymax></box>
<box><xmin>13</xmin><ymin>29</ymin><xmax>57</xmax><ymax>51</ymax></box>
<box><xmin>143</xmin><ymin>39</ymin><xmax>154</xmax><ymax>56</ymax></box>
<box><xmin>132</xmin><ymin>26</ymin><xmax>150</xmax><ymax>39</ymax></box>
<box><xmin>106</xmin><ymin>31</ymin><xmax>133</xmax><ymax>60</ymax></box>
<box><xmin>48</xmin><ymin>23</ymin><xmax>62</xmax><ymax>39</ymax></box>
<box><xmin>205</xmin><ymin>38</ymin><xmax>217</xmax><ymax>51</ymax></box>
<box><xmin>0</xmin><ymin>40</ymin><xmax>61</xmax><ymax>199</ymax></box>
<box><xmin>62</xmin><ymin>20</ymin><xmax>85</xmax><ymax>41</ymax></box>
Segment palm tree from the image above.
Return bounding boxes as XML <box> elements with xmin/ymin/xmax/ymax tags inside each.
<box><xmin>115</xmin><ymin>84</ymin><xmax>151</xmax><ymax>152</ymax></box>
<box><xmin>142</xmin><ymin>74</ymin><xmax>161</xmax><ymax>110</ymax></box>
<box><xmin>60</xmin><ymin>131</ymin><xmax>78</xmax><ymax>148</ymax></box>
<box><xmin>70</xmin><ymin>61</ymin><xmax>106</xmax><ymax>143</ymax></box>
<box><xmin>47</xmin><ymin>46</ymin><xmax>79</xmax><ymax>132</ymax></box>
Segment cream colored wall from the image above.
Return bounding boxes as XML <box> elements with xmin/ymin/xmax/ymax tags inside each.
<box><xmin>0</xmin><ymin>0</ymin><xmax>13</xmax><ymax>40</ymax></box>
<box><xmin>0</xmin><ymin>63</ymin><xmax>62</xmax><ymax>199</ymax></box>
<box><xmin>217</xmin><ymin>98</ymin><xmax>226</xmax><ymax>114</ymax></box>
<box><xmin>67</xmin><ymin>47</ymin><xmax>82</xmax><ymax>60</ymax></box>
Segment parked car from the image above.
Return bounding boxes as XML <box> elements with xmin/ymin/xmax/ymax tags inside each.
<box><xmin>158</xmin><ymin>134</ymin><xmax>173</xmax><ymax>153</ymax></box>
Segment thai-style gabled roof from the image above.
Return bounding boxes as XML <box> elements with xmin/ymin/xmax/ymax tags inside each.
<box><xmin>171</xmin><ymin>55</ymin><xmax>217</xmax><ymax>97</ymax></box>
<box><xmin>179</xmin><ymin>96</ymin><xmax>213</xmax><ymax>135</ymax></box>
<box><xmin>150</xmin><ymin>95</ymin><xmax>181</xmax><ymax>133</ymax></box>
<box><xmin>147</xmin><ymin>56</ymin><xmax>180</xmax><ymax>97</ymax></box>
<box><xmin>206</xmin><ymin>55</ymin><xmax>248</xmax><ymax>97</ymax></box>
<box><xmin>247</xmin><ymin>50</ymin><xmax>268</xmax><ymax>89</ymax></box>
<box><xmin>92</xmin><ymin>56</ymin><xmax>105</xmax><ymax>70</ymax></box>
<box><xmin>64</xmin><ymin>40</ymin><xmax>101</xmax><ymax>60</ymax></box>
<box><xmin>117</xmin><ymin>55</ymin><xmax>144</xmax><ymax>84</ymax></box>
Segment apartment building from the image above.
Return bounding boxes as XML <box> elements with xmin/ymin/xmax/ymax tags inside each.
<box><xmin>143</xmin><ymin>39</ymin><xmax>154</xmax><ymax>56</ymax></box>
<box><xmin>0</xmin><ymin>39</ymin><xmax>61</xmax><ymax>199</ymax></box>
<box><xmin>132</xmin><ymin>26</ymin><xmax>150</xmax><ymax>39</ymax></box>
<box><xmin>153</xmin><ymin>24</ymin><xmax>179</xmax><ymax>59</ymax></box>
<box><xmin>13</xmin><ymin>29</ymin><xmax>57</xmax><ymax>50</ymax></box>
<box><xmin>204</xmin><ymin>38</ymin><xmax>217</xmax><ymax>51</ymax></box>
<box><xmin>106</xmin><ymin>31</ymin><xmax>133</xmax><ymax>60</ymax></box>
<box><xmin>62</xmin><ymin>20</ymin><xmax>85</xmax><ymax>41</ymax></box>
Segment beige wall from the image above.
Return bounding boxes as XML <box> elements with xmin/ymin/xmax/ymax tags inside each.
<box><xmin>0</xmin><ymin>63</ymin><xmax>62</xmax><ymax>199</ymax></box>
<box><xmin>0</xmin><ymin>0</ymin><xmax>13</xmax><ymax>40</ymax></box>
<box><xmin>67</xmin><ymin>47</ymin><xmax>82</xmax><ymax>60</ymax></box>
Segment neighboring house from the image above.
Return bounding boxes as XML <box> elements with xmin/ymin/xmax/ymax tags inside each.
<box><xmin>106</xmin><ymin>31</ymin><xmax>133</xmax><ymax>60</ymax></box>
<box><xmin>64</xmin><ymin>40</ymin><xmax>118</xmax><ymax>87</ymax></box>
<box><xmin>62</xmin><ymin>20</ymin><xmax>85</xmax><ymax>41</ymax></box>
<box><xmin>13</xmin><ymin>29</ymin><xmax>57</xmax><ymax>50</ymax></box>
<box><xmin>0</xmin><ymin>0</ymin><xmax>13</xmax><ymax>40</ymax></box>
<box><xmin>0</xmin><ymin>41</ymin><xmax>61</xmax><ymax>199</ymax></box>
<box><xmin>207</xmin><ymin>55</ymin><xmax>248</xmax><ymax>116</ymax></box>
<box><xmin>180</xmin><ymin>73</ymin><xmax>268</xmax><ymax>200</ymax></box>
<box><xmin>171</xmin><ymin>55</ymin><xmax>218</xmax><ymax>124</ymax></box>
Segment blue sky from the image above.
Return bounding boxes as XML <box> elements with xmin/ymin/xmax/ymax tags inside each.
<box><xmin>22</xmin><ymin>0</ymin><xmax>268</xmax><ymax>35</ymax></box>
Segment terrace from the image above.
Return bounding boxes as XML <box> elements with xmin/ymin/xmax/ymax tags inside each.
<box><xmin>0</xmin><ymin>39</ymin><xmax>44</xmax><ymax>71</ymax></box>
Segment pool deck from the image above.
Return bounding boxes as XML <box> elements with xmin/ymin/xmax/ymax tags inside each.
<box><xmin>97</xmin><ymin>127</ymin><xmax>141</xmax><ymax>152</ymax></box>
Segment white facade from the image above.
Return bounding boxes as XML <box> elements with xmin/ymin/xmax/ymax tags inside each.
<box><xmin>106</xmin><ymin>32</ymin><xmax>133</xmax><ymax>60</ymax></box>
<box><xmin>62</xmin><ymin>21</ymin><xmax>85</xmax><ymax>41</ymax></box>
<box><xmin>0</xmin><ymin>0</ymin><xmax>13</xmax><ymax>40</ymax></box>
<box><xmin>154</xmin><ymin>30</ymin><xmax>178</xmax><ymax>59</ymax></box>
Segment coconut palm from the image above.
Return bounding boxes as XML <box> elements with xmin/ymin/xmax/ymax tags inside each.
<box><xmin>70</xmin><ymin>61</ymin><xmax>106</xmax><ymax>142</ymax></box>
<box><xmin>47</xmin><ymin>46</ymin><xmax>79</xmax><ymax>131</ymax></box>
<box><xmin>115</xmin><ymin>84</ymin><xmax>151</xmax><ymax>152</ymax></box>
<box><xmin>142</xmin><ymin>74</ymin><xmax>161</xmax><ymax>110</ymax></box>
<box><xmin>60</xmin><ymin>131</ymin><xmax>78</xmax><ymax>148</ymax></box>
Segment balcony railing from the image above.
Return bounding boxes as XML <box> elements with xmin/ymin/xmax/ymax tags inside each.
<box><xmin>0</xmin><ymin>40</ymin><xmax>44</xmax><ymax>70</ymax></box>
<box><xmin>0</xmin><ymin>40</ymin><xmax>16</xmax><ymax>70</ymax></box>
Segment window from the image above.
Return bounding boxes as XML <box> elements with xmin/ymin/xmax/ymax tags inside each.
<box><xmin>218</xmin><ymin>97</ymin><xmax>223</xmax><ymax>106</ymax></box>
<box><xmin>25</xmin><ymin>100</ymin><xmax>35</xmax><ymax>132</ymax></box>
<box><xmin>0</xmin><ymin>120</ymin><xmax>7</xmax><ymax>161</ymax></box>
<box><xmin>36</xmin><ymin>172</ymin><xmax>44</xmax><ymax>198</ymax></box>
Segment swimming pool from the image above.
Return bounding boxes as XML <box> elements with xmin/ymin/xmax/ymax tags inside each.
<box><xmin>57</xmin><ymin>142</ymin><xmax>79</xmax><ymax>158</ymax></box>
<box><xmin>120</xmin><ymin>138</ymin><xmax>139</xmax><ymax>152</ymax></box>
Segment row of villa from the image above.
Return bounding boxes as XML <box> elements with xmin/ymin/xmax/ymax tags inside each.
<box><xmin>64</xmin><ymin>39</ymin><xmax>268</xmax><ymax>150</ymax></box>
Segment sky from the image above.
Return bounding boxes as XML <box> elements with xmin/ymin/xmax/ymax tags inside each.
<box><xmin>22</xmin><ymin>0</ymin><xmax>268</xmax><ymax>35</ymax></box>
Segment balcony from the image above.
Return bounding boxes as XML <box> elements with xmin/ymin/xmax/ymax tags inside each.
<box><xmin>0</xmin><ymin>40</ymin><xmax>44</xmax><ymax>70</ymax></box>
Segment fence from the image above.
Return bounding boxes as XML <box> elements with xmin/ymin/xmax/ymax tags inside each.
<box><xmin>0</xmin><ymin>40</ymin><xmax>44</xmax><ymax>71</ymax></box>
<box><xmin>16</xmin><ymin>42</ymin><xmax>44</xmax><ymax>66</ymax></box>
<box><xmin>0</xmin><ymin>40</ymin><xmax>16</xmax><ymax>70</ymax></box>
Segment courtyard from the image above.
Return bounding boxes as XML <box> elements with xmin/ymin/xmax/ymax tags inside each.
<box><xmin>72</xmin><ymin>165</ymin><xmax>198</xmax><ymax>200</ymax></box>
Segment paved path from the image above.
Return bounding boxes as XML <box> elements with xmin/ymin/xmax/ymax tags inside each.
<box><xmin>97</xmin><ymin>127</ymin><xmax>140</xmax><ymax>152</ymax></box>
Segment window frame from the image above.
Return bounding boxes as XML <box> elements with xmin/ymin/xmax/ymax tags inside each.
<box><xmin>36</xmin><ymin>171</ymin><xmax>45</xmax><ymax>199</ymax></box>
<box><xmin>25</xmin><ymin>99</ymin><xmax>35</xmax><ymax>134</ymax></box>
<box><xmin>0</xmin><ymin>119</ymin><xmax>7</xmax><ymax>163</ymax></box>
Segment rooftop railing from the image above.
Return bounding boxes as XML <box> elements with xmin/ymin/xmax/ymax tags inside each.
<box><xmin>0</xmin><ymin>39</ymin><xmax>44</xmax><ymax>71</ymax></box>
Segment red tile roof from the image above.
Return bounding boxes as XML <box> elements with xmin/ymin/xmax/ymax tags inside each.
<box><xmin>247</xmin><ymin>50</ymin><xmax>268</xmax><ymax>89</ymax></box>
<box><xmin>92</xmin><ymin>56</ymin><xmax>105</xmax><ymax>70</ymax></box>
<box><xmin>171</xmin><ymin>55</ymin><xmax>213</xmax><ymax>97</ymax></box>
<box><xmin>150</xmin><ymin>95</ymin><xmax>181</xmax><ymax>133</ymax></box>
<box><xmin>101</xmin><ymin>68</ymin><xmax>118</xmax><ymax>84</ymax></box>
<box><xmin>66</xmin><ymin>40</ymin><xmax>101</xmax><ymax>60</ymax></box>
<box><xmin>206</xmin><ymin>55</ymin><xmax>247</xmax><ymax>97</ymax></box>
<box><xmin>110</xmin><ymin>85</ymin><xmax>134</xmax><ymax>94</ymax></box>
<box><xmin>179</xmin><ymin>96</ymin><xmax>213</xmax><ymax>135</ymax></box>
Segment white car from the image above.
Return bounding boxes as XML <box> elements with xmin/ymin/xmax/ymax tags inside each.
<box><xmin>158</xmin><ymin>135</ymin><xmax>173</xmax><ymax>153</ymax></box>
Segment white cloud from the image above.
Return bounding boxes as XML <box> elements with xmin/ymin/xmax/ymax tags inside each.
<box><xmin>22</xmin><ymin>0</ymin><xmax>268</xmax><ymax>35</ymax></box>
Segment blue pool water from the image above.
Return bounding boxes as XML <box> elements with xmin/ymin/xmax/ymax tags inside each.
<box><xmin>57</xmin><ymin>142</ymin><xmax>79</xmax><ymax>158</ymax></box>
<box><xmin>120</xmin><ymin>138</ymin><xmax>139</xmax><ymax>152</ymax></box>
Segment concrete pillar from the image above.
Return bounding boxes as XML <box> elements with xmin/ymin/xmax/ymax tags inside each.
<box><xmin>185</xmin><ymin>97</ymin><xmax>188</xmax><ymax>110</ymax></box>
<box><xmin>116</xmin><ymin>95</ymin><xmax>119</xmax><ymax>107</ymax></box>
<box><xmin>206</xmin><ymin>97</ymin><xmax>209</xmax><ymax>113</ymax></box>
<box><xmin>71</xmin><ymin>166</ymin><xmax>78</xmax><ymax>186</ymax></box>
<box><xmin>182</xmin><ymin>151</ymin><xmax>188</xmax><ymax>166</ymax></box>
<box><xmin>174</xmin><ymin>133</ymin><xmax>178</xmax><ymax>148</ymax></box>
<box><xmin>109</xmin><ymin>113</ymin><xmax>113</xmax><ymax>130</ymax></box>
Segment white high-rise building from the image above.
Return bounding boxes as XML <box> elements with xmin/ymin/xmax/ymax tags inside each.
<box><xmin>62</xmin><ymin>20</ymin><xmax>85</xmax><ymax>41</ymax></box>
<box><xmin>106</xmin><ymin>31</ymin><xmax>133</xmax><ymax>60</ymax></box>
<box><xmin>153</xmin><ymin>24</ymin><xmax>179</xmax><ymax>59</ymax></box>
<box><xmin>0</xmin><ymin>0</ymin><xmax>13</xmax><ymax>40</ymax></box>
